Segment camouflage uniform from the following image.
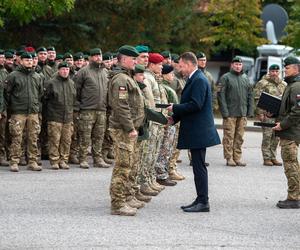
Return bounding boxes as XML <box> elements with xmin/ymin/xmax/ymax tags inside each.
<box><xmin>0</xmin><ymin>65</ymin><xmax>8</xmax><ymax>164</ymax></box>
<box><xmin>108</xmin><ymin>66</ymin><xmax>144</xmax><ymax>209</ymax></box>
<box><xmin>254</xmin><ymin>75</ymin><xmax>286</xmax><ymax>161</ymax></box>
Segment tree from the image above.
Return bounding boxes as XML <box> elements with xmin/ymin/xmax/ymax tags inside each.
<box><xmin>203</xmin><ymin>0</ymin><xmax>266</xmax><ymax>56</ymax></box>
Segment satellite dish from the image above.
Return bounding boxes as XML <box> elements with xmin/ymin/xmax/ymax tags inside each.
<box><xmin>261</xmin><ymin>4</ymin><xmax>288</xmax><ymax>44</ymax></box>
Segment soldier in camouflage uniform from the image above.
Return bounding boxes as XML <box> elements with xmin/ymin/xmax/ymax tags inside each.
<box><xmin>273</xmin><ymin>56</ymin><xmax>300</xmax><ymax>209</ymax></box>
<box><xmin>4</xmin><ymin>52</ymin><xmax>43</xmax><ymax>172</ymax></box>
<box><xmin>44</xmin><ymin>62</ymin><xmax>76</xmax><ymax>170</ymax></box>
<box><xmin>109</xmin><ymin>45</ymin><xmax>145</xmax><ymax>216</ymax></box>
<box><xmin>74</xmin><ymin>48</ymin><xmax>110</xmax><ymax>169</ymax></box>
<box><xmin>254</xmin><ymin>64</ymin><xmax>286</xmax><ymax>166</ymax></box>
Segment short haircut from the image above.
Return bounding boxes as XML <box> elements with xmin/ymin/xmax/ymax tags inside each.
<box><xmin>180</xmin><ymin>52</ymin><xmax>197</xmax><ymax>66</ymax></box>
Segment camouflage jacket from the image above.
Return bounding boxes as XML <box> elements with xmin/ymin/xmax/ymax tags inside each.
<box><xmin>144</xmin><ymin>70</ymin><xmax>160</xmax><ymax>107</ymax></box>
<box><xmin>254</xmin><ymin>74</ymin><xmax>286</xmax><ymax>115</ymax></box>
<box><xmin>108</xmin><ymin>66</ymin><xmax>145</xmax><ymax>132</ymax></box>
<box><xmin>276</xmin><ymin>74</ymin><xmax>300</xmax><ymax>143</ymax></box>
<box><xmin>0</xmin><ymin>66</ymin><xmax>8</xmax><ymax>113</ymax></box>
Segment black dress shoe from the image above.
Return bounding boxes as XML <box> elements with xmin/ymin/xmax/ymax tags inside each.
<box><xmin>180</xmin><ymin>200</ymin><xmax>197</xmax><ymax>210</ymax></box>
<box><xmin>156</xmin><ymin>178</ymin><xmax>177</xmax><ymax>186</ymax></box>
<box><xmin>183</xmin><ymin>202</ymin><xmax>210</xmax><ymax>212</ymax></box>
<box><xmin>276</xmin><ymin>199</ymin><xmax>300</xmax><ymax>209</ymax></box>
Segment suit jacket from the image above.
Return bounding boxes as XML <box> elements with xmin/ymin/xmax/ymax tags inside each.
<box><xmin>172</xmin><ymin>69</ymin><xmax>220</xmax><ymax>149</ymax></box>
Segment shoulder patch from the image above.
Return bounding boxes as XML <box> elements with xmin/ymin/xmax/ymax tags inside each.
<box><xmin>118</xmin><ymin>86</ymin><xmax>128</xmax><ymax>99</ymax></box>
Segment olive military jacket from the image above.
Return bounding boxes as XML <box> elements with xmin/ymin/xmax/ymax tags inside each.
<box><xmin>108</xmin><ymin>67</ymin><xmax>145</xmax><ymax>132</ymax></box>
<box><xmin>217</xmin><ymin>69</ymin><xmax>254</xmax><ymax>118</ymax></box>
<box><xmin>44</xmin><ymin>73</ymin><xmax>76</xmax><ymax>123</ymax></box>
<box><xmin>276</xmin><ymin>74</ymin><xmax>300</xmax><ymax>143</ymax></box>
<box><xmin>75</xmin><ymin>61</ymin><xmax>108</xmax><ymax>112</ymax></box>
<box><xmin>0</xmin><ymin>66</ymin><xmax>8</xmax><ymax>113</ymax></box>
<box><xmin>4</xmin><ymin>66</ymin><xmax>43</xmax><ymax>115</ymax></box>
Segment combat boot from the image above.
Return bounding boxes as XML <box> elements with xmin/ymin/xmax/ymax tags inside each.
<box><xmin>276</xmin><ymin>199</ymin><xmax>300</xmax><ymax>209</ymax></box>
<box><xmin>0</xmin><ymin>158</ymin><xmax>9</xmax><ymax>166</ymax></box>
<box><xmin>94</xmin><ymin>158</ymin><xmax>111</xmax><ymax>168</ymax></box>
<box><xmin>69</xmin><ymin>154</ymin><xmax>79</xmax><ymax>164</ymax></box>
<box><xmin>151</xmin><ymin>180</ymin><xmax>165</xmax><ymax>191</ymax></box>
<box><xmin>10</xmin><ymin>163</ymin><xmax>19</xmax><ymax>172</ymax></box>
<box><xmin>19</xmin><ymin>156</ymin><xmax>27</xmax><ymax>166</ymax></box>
<box><xmin>157</xmin><ymin>178</ymin><xmax>177</xmax><ymax>186</ymax></box>
<box><xmin>51</xmin><ymin>163</ymin><xmax>59</xmax><ymax>170</ymax></box>
<box><xmin>28</xmin><ymin>162</ymin><xmax>42</xmax><ymax>171</ymax></box>
<box><xmin>126</xmin><ymin>197</ymin><xmax>145</xmax><ymax>209</ymax></box>
<box><xmin>149</xmin><ymin>182</ymin><xmax>162</xmax><ymax>192</ymax></box>
<box><xmin>271</xmin><ymin>159</ymin><xmax>282</xmax><ymax>166</ymax></box>
<box><xmin>226</xmin><ymin>158</ymin><xmax>236</xmax><ymax>167</ymax></box>
<box><xmin>111</xmin><ymin>204</ymin><xmax>137</xmax><ymax>216</ymax></box>
<box><xmin>235</xmin><ymin>160</ymin><xmax>247</xmax><ymax>167</ymax></box>
<box><xmin>135</xmin><ymin>191</ymin><xmax>152</xmax><ymax>203</ymax></box>
<box><xmin>263</xmin><ymin>160</ymin><xmax>273</xmax><ymax>166</ymax></box>
<box><xmin>80</xmin><ymin>161</ymin><xmax>90</xmax><ymax>169</ymax></box>
<box><xmin>59</xmin><ymin>161</ymin><xmax>70</xmax><ymax>170</ymax></box>
<box><xmin>140</xmin><ymin>184</ymin><xmax>159</xmax><ymax>196</ymax></box>
<box><xmin>169</xmin><ymin>170</ymin><xmax>185</xmax><ymax>181</ymax></box>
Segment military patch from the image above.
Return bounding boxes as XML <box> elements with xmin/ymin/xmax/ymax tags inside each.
<box><xmin>118</xmin><ymin>86</ymin><xmax>128</xmax><ymax>99</ymax></box>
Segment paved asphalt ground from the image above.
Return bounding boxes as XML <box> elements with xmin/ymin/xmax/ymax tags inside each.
<box><xmin>1</xmin><ymin>129</ymin><xmax>300</xmax><ymax>250</ymax></box>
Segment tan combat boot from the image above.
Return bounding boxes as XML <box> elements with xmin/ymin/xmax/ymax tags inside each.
<box><xmin>126</xmin><ymin>197</ymin><xmax>145</xmax><ymax>209</ymax></box>
<box><xmin>226</xmin><ymin>158</ymin><xmax>236</xmax><ymax>167</ymax></box>
<box><xmin>59</xmin><ymin>161</ymin><xmax>70</xmax><ymax>170</ymax></box>
<box><xmin>152</xmin><ymin>180</ymin><xmax>165</xmax><ymax>191</ymax></box>
<box><xmin>263</xmin><ymin>160</ymin><xmax>273</xmax><ymax>166</ymax></box>
<box><xmin>80</xmin><ymin>161</ymin><xmax>90</xmax><ymax>169</ymax></box>
<box><xmin>135</xmin><ymin>191</ymin><xmax>152</xmax><ymax>203</ymax></box>
<box><xmin>271</xmin><ymin>159</ymin><xmax>282</xmax><ymax>166</ymax></box>
<box><xmin>69</xmin><ymin>154</ymin><xmax>79</xmax><ymax>164</ymax></box>
<box><xmin>94</xmin><ymin>158</ymin><xmax>111</xmax><ymax>168</ymax></box>
<box><xmin>111</xmin><ymin>204</ymin><xmax>137</xmax><ymax>216</ymax></box>
<box><xmin>140</xmin><ymin>184</ymin><xmax>159</xmax><ymax>196</ymax></box>
<box><xmin>10</xmin><ymin>163</ymin><xmax>19</xmax><ymax>172</ymax></box>
<box><xmin>169</xmin><ymin>170</ymin><xmax>185</xmax><ymax>181</ymax></box>
<box><xmin>51</xmin><ymin>163</ymin><xmax>59</xmax><ymax>170</ymax></box>
<box><xmin>234</xmin><ymin>160</ymin><xmax>247</xmax><ymax>167</ymax></box>
<box><xmin>28</xmin><ymin>162</ymin><xmax>42</xmax><ymax>171</ymax></box>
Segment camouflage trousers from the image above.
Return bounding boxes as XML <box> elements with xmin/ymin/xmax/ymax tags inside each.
<box><xmin>138</xmin><ymin>123</ymin><xmax>164</xmax><ymax>185</ymax></box>
<box><xmin>0</xmin><ymin>115</ymin><xmax>7</xmax><ymax>160</ymax></box>
<box><xmin>78</xmin><ymin>110</ymin><xmax>106</xmax><ymax>163</ymax></box>
<box><xmin>155</xmin><ymin>125</ymin><xmax>176</xmax><ymax>180</ymax></box>
<box><xmin>109</xmin><ymin>128</ymin><xmax>140</xmax><ymax>209</ymax></box>
<box><xmin>69</xmin><ymin>111</ymin><xmax>80</xmax><ymax>159</ymax></box>
<box><xmin>9</xmin><ymin>114</ymin><xmax>40</xmax><ymax>164</ymax></box>
<box><xmin>169</xmin><ymin>124</ymin><xmax>180</xmax><ymax>172</ymax></box>
<box><xmin>48</xmin><ymin>121</ymin><xmax>73</xmax><ymax>165</ymax></box>
<box><xmin>261</xmin><ymin>118</ymin><xmax>280</xmax><ymax>160</ymax></box>
<box><xmin>223</xmin><ymin>117</ymin><xmax>247</xmax><ymax>161</ymax></box>
<box><xmin>280</xmin><ymin>139</ymin><xmax>300</xmax><ymax>200</ymax></box>
<box><xmin>102</xmin><ymin>112</ymin><xmax>114</xmax><ymax>158</ymax></box>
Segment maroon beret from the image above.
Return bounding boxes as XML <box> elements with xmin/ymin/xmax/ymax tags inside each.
<box><xmin>148</xmin><ymin>53</ymin><xmax>164</xmax><ymax>64</ymax></box>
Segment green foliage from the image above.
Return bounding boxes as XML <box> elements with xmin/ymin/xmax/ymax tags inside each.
<box><xmin>204</xmin><ymin>0</ymin><xmax>267</xmax><ymax>56</ymax></box>
<box><xmin>0</xmin><ymin>0</ymin><xmax>75</xmax><ymax>26</ymax></box>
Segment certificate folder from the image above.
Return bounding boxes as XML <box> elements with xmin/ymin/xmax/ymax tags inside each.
<box><xmin>253</xmin><ymin>122</ymin><xmax>276</xmax><ymax>128</ymax></box>
<box><xmin>257</xmin><ymin>92</ymin><xmax>281</xmax><ymax>117</ymax></box>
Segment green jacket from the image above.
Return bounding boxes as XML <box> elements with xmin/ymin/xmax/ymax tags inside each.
<box><xmin>108</xmin><ymin>66</ymin><xmax>145</xmax><ymax>132</ymax></box>
<box><xmin>162</xmin><ymin>80</ymin><xmax>179</xmax><ymax>104</ymax></box>
<box><xmin>4</xmin><ymin>66</ymin><xmax>43</xmax><ymax>115</ymax></box>
<box><xmin>44</xmin><ymin>73</ymin><xmax>76</xmax><ymax>123</ymax></box>
<box><xmin>0</xmin><ymin>66</ymin><xmax>8</xmax><ymax>113</ymax></box>
<box><xmin>276</xmin><ymin>74</ymin><xmax>300</xmax><ymax>143</ymax></box>
<box><xmin>217</xmin><ymin>69</ymin><xmax>254</xmax><ymax>118</ymax></box>
<box><xmin>75</xmin><ymin>62</ymin><xmax>108</xmax><ymax>112</ymax></box>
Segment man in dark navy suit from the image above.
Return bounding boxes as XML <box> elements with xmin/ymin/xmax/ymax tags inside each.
<box><xmin>167</xmin><ymin>52</ymin><xmax>220</xmax><ymax>212</ymax></box>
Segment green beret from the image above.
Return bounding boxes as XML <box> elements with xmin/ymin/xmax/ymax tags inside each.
<box><xmin>284</xmin><ymin>56</ymin><xmax>300</xmax><ymax>66</ymax></box>
<box><xmin>84</xmin><ymin>54</ymin><xmax>89</xmax><ymax>60</ymax></box>
<box><xmin>102</xmin><ymin>52</ymin><xmax>113</xmax><ymax>61</ymax></box>
<box><xmin>58</xmin><ymin>61</ymin><xmax>69</xmax><ymax>69</ymax></box>
<box><xmin>135</xmin><ymin>45</ymin><xmax>149</xmax><ymax>53</ymax></box>
<box><xmin>269</xmin><ymin>64</ymin><xmax>280</xmax><ymax>70</ymax></box>
<box><xmin>232</xmin><ymin>56</ymin><xmax>242</xmax><ymax>63</ymax></box>
<box><xmin>112</xmin><ymin>52</ymin><xmax>118</xmax><ymax>59</ymax></box>
<box><xmin>56</xmin><ymin>54</ymin><xmax>63</xmax><ymax>60</ymax></box>
<box><xmin>134</xmin><ymin>64</ymin><xmax>145</xmax><ymax>74</ymax></box>
<box><xmin>4</xmin><ymin>52</ymin><xmax>14</xmax><ymax>58</ymax></box>
<box><xmin>73</xmin><ymin>52</ymin><xmax>84</xmax><ymax>61</ymax></box>
<box><xmin>36</xmin><ymin>47</ymin><xmax>47</xmax><ymax>53</ymax></box>
<box><xmin>196</xmin><ymin>52</ymin><xmax>206</xmax><ymax>59</ymax></box>
<box><xmin>6</xmin><ymin>49</ymin><xmax>16</xmax><ymax>55</ymax></box>
<box><xmin>0</xmin><ymin>49</ymin><xmax>4</xmax><ymax>55</ymax></box>
<box><xmin>30</xmin><ymin>52</ymin><xmax>37</xmax><ymax>58</ymax></box>
<box><xmin>47</xmin><ymin>46</ymin><xmax>56</xmax><ymax>51</ymax></box>
<box><xmin>63</xmin><ymin>52</ymin><xmax>73</xmax><ymax>60</ymax></box>
<box><xmin>160</xmin><ymin>50</ymin><xmax>171</xmax><ymax>59</ymax></box>
<box><xmin>20</xmin><ymin>52</ymin><xmax>32</xmax><ymax>59</ymax></box>
<box><xmin>89</xmin><ymin>48</ymin><xmax>102</xmax><ymax>56</ymax></box>
<box><xmin>171</xmin><ymin>53</ymin><xmax>179</xmax><ymax>63</ymax></box>
<box><xmin>118</xmin><ymin>45</ymin><xmax>139</xmax><ymax>57</ymax></box>
<box><xmin>16</xmin><ymin>49</ymin><xmax>25</xmax><ymax>56</ymax></box>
